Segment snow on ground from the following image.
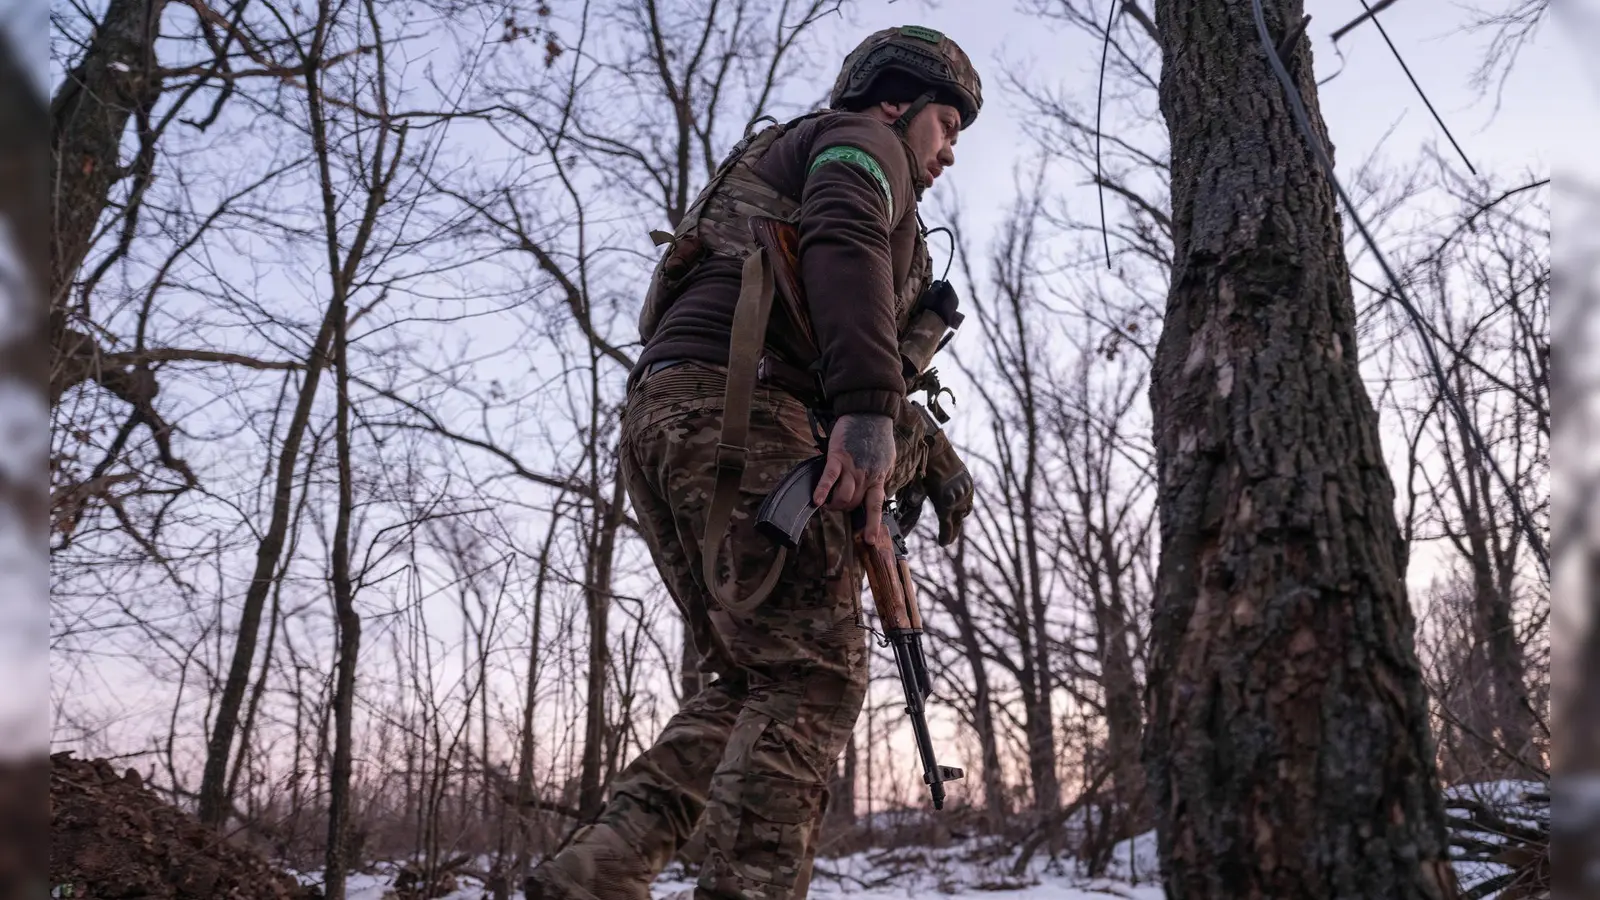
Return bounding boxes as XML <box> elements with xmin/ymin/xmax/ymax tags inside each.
<box><xmin>1442</xmin><ymin>779</ymin><xmax>1550</xmax><ymax>899</ymax></box>
<box><xmin>1100</xmin><ymin>829</ymin><xmax>1159</xmax><ymax>884</ymax></box>
<box><xmin>294</xmin><ymin>781</ymin><xmax>1547</xmax><ymax>900</ymax></box>
<box><xmin>301</xmin><ymin>869</ymin><xmax>1162</xmax><ymax>900</ymax></box>
<box><xmin>295</xmin><ymin>841</ymin><xmax>1164</xmax><ymax>900</ymax></box>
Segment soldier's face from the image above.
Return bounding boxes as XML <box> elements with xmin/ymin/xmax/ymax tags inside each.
<box><xmin>894</xmin><ymin>102</ymin><xmax>961</xmax><ymax>189</ymax></box>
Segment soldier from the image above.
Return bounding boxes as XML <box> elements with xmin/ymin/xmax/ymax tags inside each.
<box><xmin>526</xmin><ymin>25</ymin><xmax>981</xmax><ymax>900</ymax></box>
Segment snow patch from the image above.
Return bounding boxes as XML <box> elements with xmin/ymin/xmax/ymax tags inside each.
<box><xmin>1101</xmin><ymin>829</ymin><xmax>1160</xmax><ymax>884</ymax></box>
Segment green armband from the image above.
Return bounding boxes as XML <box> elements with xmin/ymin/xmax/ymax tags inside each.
<box><xmin>809</xmin><ymin>145</ymin><xmax>894</xmax><ymax>218</ymax></box>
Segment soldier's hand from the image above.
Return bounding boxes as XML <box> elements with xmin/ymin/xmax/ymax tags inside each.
<box><xmin>813</xmin><ymin>413</ymin><xmax>896</xmax><ymax>538</ymax></box>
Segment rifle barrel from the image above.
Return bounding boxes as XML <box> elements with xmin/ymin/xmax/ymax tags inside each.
<box><xmin>891</xmin><ymin>634</ymin><xmax>949</xmax><ymax>810</ymax></box>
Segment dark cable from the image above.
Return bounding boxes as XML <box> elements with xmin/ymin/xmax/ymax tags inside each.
<box><xmin>919</xmin><ymin>211</ymin><xmax>955</xmax><ymax>281</ymax></box>
<box><xmin>925</xmin><ymin>225</ymin><xmax>956</xmax><ymax>281</ymax></box>
<box><xmin>1355</xmin><ymin>0</ymin><xmax>1477</xmax><ymax>175</ymax></box>
<box><xmin>1248</xmin><ymin>0</ymin><xmax>1549</xmax><ymax>573</ymax></box>
<box><xmin>1095</xmin><ymin>0</ymin><xmax>1117</xmax><ymax>269</ymax></box>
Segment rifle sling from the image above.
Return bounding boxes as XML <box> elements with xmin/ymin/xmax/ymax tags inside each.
<box><xmin>702</xmin><ymin>247</ymin><xmax>788</xmax><ymax>615</ymax></box>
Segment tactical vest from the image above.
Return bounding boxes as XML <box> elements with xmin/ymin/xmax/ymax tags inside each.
<box><xmin>640</xmin><ymin>111</ymin><xmax>945</xmax><ymax>384</ymax></box>
<box><xmin>639</xmin><ymin>110</ymin><xmax>957</xmax><ymax>614</ymax></box>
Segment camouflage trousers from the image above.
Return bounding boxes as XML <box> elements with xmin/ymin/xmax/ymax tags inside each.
<box><xmin>530</xmin><ymin>362</ymin><xmax>869</xmax><ymax>900</ymax></box>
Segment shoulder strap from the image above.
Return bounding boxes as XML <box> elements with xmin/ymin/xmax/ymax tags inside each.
<box><xmin>701</xmin><ymin>245</ymin><xmax>787</xmax><ymax>614</ymax></box>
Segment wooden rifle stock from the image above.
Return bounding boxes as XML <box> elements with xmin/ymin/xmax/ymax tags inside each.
<box><xmin>856</xmin><ymin>522</ymin><xmax>920</xmax><ymax>633</ymax></box>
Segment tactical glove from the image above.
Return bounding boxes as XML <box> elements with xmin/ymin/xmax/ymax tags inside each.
<box><xmin>922</xmin><ymin>428</ymin><xmax>974</xmax><ymax>546</ymax></box>
<box><xmin>895</xmin><ymin>480</ymin><xmax>928</xmax><ymax>535</ymax></box>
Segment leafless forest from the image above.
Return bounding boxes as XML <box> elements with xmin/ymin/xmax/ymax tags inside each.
<box><xmin>44</xmin><ymin>0</ymin><xmax>1557</xmax><ymax>895</ymax></box>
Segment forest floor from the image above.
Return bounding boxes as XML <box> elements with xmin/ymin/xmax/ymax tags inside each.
<box><xmin>49</xmin><ymin>751</ymin><xmax>1545</xmax><ymax>900</ymax></box>
<box><xmin>312</xmin><ymin>850</ymin><xmax>1168</xmax><ymax>900</ymax></box>
<box><xmin>50</xmin><ymin>753</ymin><xmax>312</xmax><ymax>899</ymax></box>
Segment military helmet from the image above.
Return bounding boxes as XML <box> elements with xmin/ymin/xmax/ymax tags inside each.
<box><xmin>830</xmin><ymin>26</ymin><xmax>983</xmax><ymax>130</ymax></box>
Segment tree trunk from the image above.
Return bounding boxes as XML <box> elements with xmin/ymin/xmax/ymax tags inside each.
<box><xmin>1092</xmin><ymin>563</ymin><xmax>1144</xmax><ymax>834</ymax></box>
<box><xmin>512</xmin><ymin>508</ymin><xmax>559</xmax><ymax>883</ymax></box>
<box><xmin>198</xmin><ymin>301</ymin><xmax>337</xmax><ymax>826</ymax></box>
<box><xmin>579</xmin><ymin>475</ymin><xmax>627</xmax><ymax>818</ymax></box>
<box><xmin>225</xmin><ymin>575</ymin><xmax>285</xmax><ymax>806</ymax></box>
<box><xmin>1001</xmin><ymin>216</ymin><xmax>1060</xmax><ymax>814</ymax></box>
<box><xmin>1142</xmin><ymin>1</ymin><xmax>1456</xmax><ymax>897</ymax></box>
<box><xmin>939</xmin><ymin>538</ymin><xmax>1007</xmax><ymax>822</ymax></box>
<box><xmin>1</xmin><ymin>28</ymin><xmax>48</xmax><ymax>548</ymax></box>
<box><xmin>324</xmin><ymin>284</ymin><xmax>359</xmax><ymax>900</ymax></box>
<box><xmin>1453</xmin><ymin>392</ymin><xmax>1533</xmax><ymax>766</ymax></box>
<box><xmin>1</xmin><ymin>54</ymin><xmax>48</xmax><ymax>883</ymax></box>
<box><xmin>49</xmin><ymin>0</ymin><xmax>165</xmax><ymax>308</ymax></box>
<box><xmin>1023</xmin><ymin>592</ymin><xmax>1059</xmax><ymax>813</ymax></box>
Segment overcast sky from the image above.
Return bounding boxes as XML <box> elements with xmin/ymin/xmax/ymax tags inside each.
<box><xmin>801</xmin><ymin>1</ymin><xmax>1589</xmax><ymax>240</ymax></box>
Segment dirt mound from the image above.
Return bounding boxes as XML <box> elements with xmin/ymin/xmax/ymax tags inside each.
<box><xmin>50</xmin><ymin>752</ymin><xmax>314</xmax><ymax>899</ymax></box>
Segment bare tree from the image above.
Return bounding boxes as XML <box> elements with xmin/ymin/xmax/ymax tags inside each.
<box><xmin>1045</xmin><ymin>346</ymin><xmax>1155</xmax><ymax>858</ymax></box>
<box><xmin>954</xmin><ymin>187</ymin><xmax>1064</xmax><ymax>814</ymax></box>
<box><xmin>308</xmin><ymin>0</ymin><xmax>405</xmax><ymax>888</ymax></box>
<box><xmin>195</xmin><ymin>0</ymin><xmax>410</xmax><ymax>824</ymax></box>
<box><xmin>920</xmin><ymin>535</ymin><xmax>1008</xmax><ymax>824</ymax></box>
<box><xmin>50</xmin><ymin>0</ymin><xmax>167</xmax><ymax>309</ymax></box>
<box><xmin>1387</xmin><ymin>171</ymin><xmax>1550</xmax><ymax>778</ymax></box>
<box><xmin>447</xmin><ymin>0</ymin><xmax>851</xmax><ymax>733</ymax></box>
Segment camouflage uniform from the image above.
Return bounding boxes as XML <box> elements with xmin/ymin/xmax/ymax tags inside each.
<box><xmin>529</xmin><ymin>25</ymin><xmax>982</xmax><ymax>900</ymax></box>
<box><xmin>531</xmin><ymin>362</ymin><xmax>866</xmax><ymax>900</ymax></box>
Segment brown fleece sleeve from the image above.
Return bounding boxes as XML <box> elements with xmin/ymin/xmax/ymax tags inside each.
<box><xmin>797</xmin><ymin>118</ymin><xmax>916</xmax><ymax>418</ymax></box>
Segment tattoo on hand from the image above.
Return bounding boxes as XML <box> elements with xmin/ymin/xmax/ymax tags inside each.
<box><xmin>839</xmin><ymin>415</ymin><xmax>893</xmax><ymax>472</ymax></box>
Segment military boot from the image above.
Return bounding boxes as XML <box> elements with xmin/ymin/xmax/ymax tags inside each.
<box><xmin>523</xmin><ymin>822</ymin><xmax>654</xmax><ymax>900</ymax></box>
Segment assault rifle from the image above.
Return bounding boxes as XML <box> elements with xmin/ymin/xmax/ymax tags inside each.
<box><xmin>756</xmin><ymin>457</ymin><xmax>965</xmax><ymax>810</ymax></box>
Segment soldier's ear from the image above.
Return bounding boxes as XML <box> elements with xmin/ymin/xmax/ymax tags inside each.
<box><xmin>877</xmin><ymin>100</ymin><xmax>911</xmax><ymax>119</ymax></box>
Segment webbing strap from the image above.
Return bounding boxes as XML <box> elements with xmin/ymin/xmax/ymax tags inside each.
<box><xmin>702</xmin><ymin>247</ymin><xmax>788</xmax><ymax>615</ymax></box>
<box><xmin>894</xmin><ymin>91</ymin><xmax>937</xmax><ymax>136</ymax></box>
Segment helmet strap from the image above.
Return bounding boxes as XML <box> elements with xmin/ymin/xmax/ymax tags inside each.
<box><xmin>893</xmin><ymin>90</ymin><xmax>937</xmax><ymax>136</ymax></box>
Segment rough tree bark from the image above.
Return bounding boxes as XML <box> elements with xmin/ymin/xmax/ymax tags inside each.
<box><xmin>49</xmin><ymin>0</ymin><xmax>165</xmax><ymax>308</ymax></box>
<box><xmin>1142</xmin><ymin>1</ymin><xmax>1457</xmax><ymax>897</ymax></box>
